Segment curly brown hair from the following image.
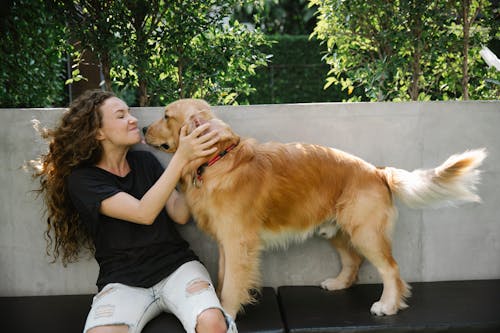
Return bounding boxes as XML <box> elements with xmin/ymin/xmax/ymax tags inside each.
<box><xmin>31</xmin><ymin>89</ymin><xmax>115</xmax><ymax>266</ymax></box>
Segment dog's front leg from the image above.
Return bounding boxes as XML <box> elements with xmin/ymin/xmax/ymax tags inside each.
<box><xmin>219</xmin><ymin>234</ymin><xmax>261</xmax><ymax>319</ymax></box>
<box><xmin>216</xmin><ymin>243</ymin><xmax>225</xmax><ymax>297</ymax></box>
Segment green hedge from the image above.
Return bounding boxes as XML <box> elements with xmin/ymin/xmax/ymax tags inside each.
<box><xmin>242</xmin><ymin>35</ymin><xmax>346</xmax><ymax>104</ymax></box>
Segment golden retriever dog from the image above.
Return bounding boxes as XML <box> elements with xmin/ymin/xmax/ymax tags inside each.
<box><xmin>143</xmin><ymin>99</ymin><xmax>486</xmax><ymax>318</ymax></box>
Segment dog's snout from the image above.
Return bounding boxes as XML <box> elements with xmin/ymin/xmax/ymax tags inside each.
<box><xmin>142</xmin><ymin>126</ymin><xmax>148</xmax><ymax>135</ymax></box>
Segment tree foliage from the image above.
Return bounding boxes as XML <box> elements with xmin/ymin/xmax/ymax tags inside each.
<box><xmin>55</xmin><ymin>0</ymin><xmax>270</xmax><ymax>106</ymax></box>
<box><xmin>0</xmin><ymin>0</ymin><xmax>269</xmax><ymax>107</ymax></box>
<box><xmin>2</xmin><ymin>1</ymin><xmax>498</xmax><ymax>107</ymax></box>
<box><xmin>311</xmin><ymin>0</ymin><xmax>499</xmax><ymax>101</ymax></box>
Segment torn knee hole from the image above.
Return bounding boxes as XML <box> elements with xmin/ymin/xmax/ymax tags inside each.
<box><xmin>94</xmin><ymin>304</ymin><xmax>115</xmax><ymax>319</ymax></box>
<box><xmin>186</xmin><ymin>278</ymin><xmax>211</xmax><ymax>295</ymax></box>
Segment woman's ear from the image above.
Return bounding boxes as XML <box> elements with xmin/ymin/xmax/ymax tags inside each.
<box><xmin>95</xmin><ymin>128</ymin><xmax>106</xmax><ymax>141</ymax></box>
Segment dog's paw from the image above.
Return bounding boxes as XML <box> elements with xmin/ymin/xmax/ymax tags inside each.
<box><xmin>320</xmin><ymin>278</ymin><xmax>350</xmax><ymax>291</ymax></box>
<box><xmin>370</xmin><ymin>301</ymin><xmax>398</xmax><ymax>316</ymax></box>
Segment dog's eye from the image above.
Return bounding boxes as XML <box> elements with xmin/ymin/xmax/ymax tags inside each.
<box><xmin>164</xmin><ymin>114</ymin><xmax>169</xmax><ymax>120</ymax></box>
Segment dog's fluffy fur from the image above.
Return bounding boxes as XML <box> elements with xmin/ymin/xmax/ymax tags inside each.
<box><xmin>144</xmin><ymin>99</ymin><xmax>486</xmax><ymax>318</ymax></box>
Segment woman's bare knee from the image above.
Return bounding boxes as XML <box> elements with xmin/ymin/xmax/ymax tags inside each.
<box><xmin>196</xmin><ymin>308</ymin><xmax>227</xmax><ymax>333</ymax></box>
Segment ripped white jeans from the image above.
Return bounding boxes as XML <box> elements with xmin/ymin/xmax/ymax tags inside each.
<box><xmin>83</xmin><ymin>260</ymin><xmax>237</xmax><ymax>333</ymax></box>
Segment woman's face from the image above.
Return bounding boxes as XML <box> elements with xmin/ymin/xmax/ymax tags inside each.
<box><xmin>96</xmin><ymin>97</ymin><xmax>142</xmax><ymax>148</ymax></box>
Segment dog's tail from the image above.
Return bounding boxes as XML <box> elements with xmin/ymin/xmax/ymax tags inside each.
<box><xmin>380</xmin><ymin>149</ymin><xmax>487</xmax><ymax>208</ymax></box>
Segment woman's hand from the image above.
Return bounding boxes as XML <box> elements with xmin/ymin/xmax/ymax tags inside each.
<box><xmin>175</xmin><ymin>122</ymin><xmax>219</xmax><ymax>165</ymax></box>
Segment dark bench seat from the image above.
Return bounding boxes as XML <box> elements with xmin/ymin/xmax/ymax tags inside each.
<box><xmin>0</xmin><ymin>287</ymin><xmax>284</xmax><ymax>333</ymax></box>
<box><xmin>2</xmin><ymin>280</ymin><xmax>499</xmax><ymax>332</ymax></box>
<box><xmin>278</xmin><ymin>279</ymin><xmax>500</xmax><ymax>333</ymax></box>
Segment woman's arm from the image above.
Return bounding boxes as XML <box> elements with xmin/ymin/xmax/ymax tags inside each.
<box><xmin>100</xmin><ymin>123</ymin><xmax>218</xmax><ymax>225</ymax></box>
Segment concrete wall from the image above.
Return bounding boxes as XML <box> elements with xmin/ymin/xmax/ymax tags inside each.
<box><xmin>1</xmin><ymin>101</ymin><xmax>499</xmax><ymax>297</ymax></box>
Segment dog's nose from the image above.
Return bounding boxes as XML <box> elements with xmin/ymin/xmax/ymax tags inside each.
<box><xmin>142</xmin><ymin>126</ymin><xmax>148</xmax><ymax>135</ymax></box>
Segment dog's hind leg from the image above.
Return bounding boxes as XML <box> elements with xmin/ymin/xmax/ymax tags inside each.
<box><xmin>321</xmin><ymin>230</ymin><xmax>363</xmax><ymax>291</ymax></box>
<box><xmin>338</xmin><ymin>189</ymin><xmax>410</xmax><ymax>316</ymax></box>
<box><xmin>351</xmin><ymin>228</ymin><xmax>410</xmax><ymax>316</ymax></box>
<box><xmin>347</xmin><ymin>208</ymin><xmax>410</xmax><ymax>316</ymax></box>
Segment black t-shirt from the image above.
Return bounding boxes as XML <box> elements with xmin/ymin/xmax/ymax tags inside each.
<box><xmin>67</xmin><ymin>150</ymin><xmax>198</xmax><ymax>290</ymax></box>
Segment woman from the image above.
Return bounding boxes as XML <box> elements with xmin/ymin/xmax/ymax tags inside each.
<box><xmin>32</xmin><ymin>90</ymin><xmax>236</xmax><ymax>333</ymax></box>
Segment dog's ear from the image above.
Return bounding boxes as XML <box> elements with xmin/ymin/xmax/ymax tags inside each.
<box><xmin>185</xmin><ymin>107</ymin><xmax>214</xmax><ymax>134</ymax></box>
<box><xmin>197</xmin><ymin>108</ymin><xmax>214</xmax><ymax>123</ymax></box>
<box><xmin>193</xmin><ymin>108</ymin><xmax>212</xmax><ymax>125</ymax></box>
<box><xmin>208</xmin><ymin>118</ymin><xmax>240</xmax><ymax>146</ymax></box>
